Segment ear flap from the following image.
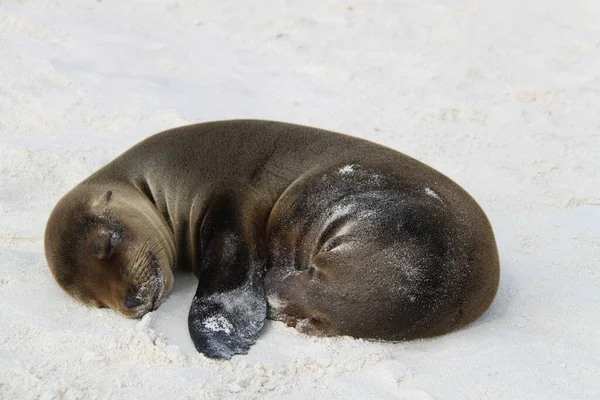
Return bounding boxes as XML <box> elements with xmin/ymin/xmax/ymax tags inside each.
<box><xmin>188</xmin><ymin>280</ymin><xmax>267</xmax><ymax>360</ymax></box>
<box><xmin>92</xmin><ymin>191</ymin><xmax>112</xmax><ymax>211</ymax></box>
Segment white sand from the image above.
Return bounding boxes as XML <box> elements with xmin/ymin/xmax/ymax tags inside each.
<box><xmin>1</xmin><ymin>1</ymin><xmax>599</xmax><ymax>398</ymax></box>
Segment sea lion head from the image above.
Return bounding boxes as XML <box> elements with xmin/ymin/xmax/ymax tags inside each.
<box><xmin>265</xmin><ymin>201</ymin><xmax>464</xmax><ymax>340</ymax></box>
<box><xmin>264</xmin><ymin>211</ymin><xmax>432</xmax><ymax>340</ymax></box>
<box><xmin>44</xmin><ymin>182</ymin><xmax>176</xmax><ymax>318</ymax></box>
<box><xmin>264</xmin><ymin>165</ymin><xmax>478</xmax><ymax>340</ymax></box>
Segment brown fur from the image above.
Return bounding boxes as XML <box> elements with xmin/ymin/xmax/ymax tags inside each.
<box><xmin>45</xmin><ymin>120</ymin><xmax>500</xmax><ymax>356</ymax></box>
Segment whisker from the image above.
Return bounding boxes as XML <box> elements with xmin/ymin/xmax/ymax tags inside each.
<box><xmin>132</xmin><ymin>220</ymin><xmax>171</xmax><ymax>262</ymax></box>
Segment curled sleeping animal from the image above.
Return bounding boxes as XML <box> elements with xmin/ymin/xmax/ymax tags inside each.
<box><xmin>44</xmin><ymin>120</ymin><xmax>500</xmax><ymax>359</ymax></box>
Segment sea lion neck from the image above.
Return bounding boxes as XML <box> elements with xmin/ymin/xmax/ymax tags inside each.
<box><xmin>127</xmin><ymin>171</ymin><xmax>209</xmax><ymax>274</ymax></box>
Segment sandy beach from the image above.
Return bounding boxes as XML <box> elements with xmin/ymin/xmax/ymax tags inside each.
<box><xmin>1</xmin><ymin>1</ymin><xmax>598</xmax><ymax>398</ymax></box>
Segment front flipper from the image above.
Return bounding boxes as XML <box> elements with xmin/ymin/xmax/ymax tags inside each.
<box><xmin>188</xmin><ymin>281</ymin><xmax>266</xmax><ymax>359</ymax></box>
<box><xmin>187</xmin><ymin>189</ymin><xmax>268</xmax><ymax>359</ymax></box>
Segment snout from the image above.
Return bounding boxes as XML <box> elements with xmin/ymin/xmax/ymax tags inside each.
<box><xmin>119</xmin><ymin>269</ymin><xmax>167</xmax><ymax>318</ymax></box>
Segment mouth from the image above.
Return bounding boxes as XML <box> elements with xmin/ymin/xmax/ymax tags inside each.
<box><xmin>266</xmin><ymin>293</ymin><xmax>331</xmax><ymax>336</ymax></box>
<box><xmin>266</xmin><ymin>294</ymin><xmax>304</xmax><ymax>327</ymax></box>
<box><xmin>123</xmin><ymin>252</ymin><xmax>166</xmax><ymax>316</ymax></box>
<box><xmin>267</xmin><ymin>294</ymin><xmax>288</xmax><ymax>320</ymax></box>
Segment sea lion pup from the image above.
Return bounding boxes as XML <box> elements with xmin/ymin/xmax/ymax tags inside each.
<box><xmin>44</xmin><ymin>119</ymin><xmax>500</xmax><ymax>359</ymax></box>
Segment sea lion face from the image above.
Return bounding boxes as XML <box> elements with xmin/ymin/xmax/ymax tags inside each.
<box><xmin>44</xmin><ymin>185</ymin><xmax>176</xmax><ymax>318</ymax></box>
<box><xmin>264</xmin><ymin>166</ymin><xmax>454</xmax><ymax>341</ymax></box>
<box><xmin>264</xmin><ymin>204</ymin><xmax>417</xmax><ymax>340</ymax></box>
<box><xmin>265</xmin><ymin>237</ymin><xmax>411</xmax><ymax>340</ymax></box>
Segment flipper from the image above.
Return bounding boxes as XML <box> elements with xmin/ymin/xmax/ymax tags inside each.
<box><xmin>187</xmin><ymin>190</ymin><xmax>268</xmax><ymax>359</ymax></box>
<box><xmin>188</xmin><ymin>281</ymin><xmax>266</xmax><ymax>359</ymax></box>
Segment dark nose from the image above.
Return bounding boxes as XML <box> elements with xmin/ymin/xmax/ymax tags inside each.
<box><xmin>124</xmin><ymin>294</ymin><xmax>144</xmax><ymax>309</ymax></box>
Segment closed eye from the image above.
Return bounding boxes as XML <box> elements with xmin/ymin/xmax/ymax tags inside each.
<box><xmin>300</xmin><ymin>266</ymin><xmax>322</xmax><ymax>283</ymax></box>
<box><xmin>316</xmin><ymin>214</ymin><xmax>352</xmax><ymax>253</ymax></box>
<box><xmin>95</xmin><ymin>232</ymin><xmax>114</xmax><ymax>260</ymax></box>
<box><xmin>321</xmin><ymin>235</ymin><xmax>346</xmax><ymax>252</ymax></box>
<box><xmin>95</xmin><ymin>229</ymin><xmax>124</xmax><ymax>260</ymax></box>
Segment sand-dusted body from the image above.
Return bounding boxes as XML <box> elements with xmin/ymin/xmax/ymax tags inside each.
<box><xmin>45</xmin><ymin>120</ymin><xmax>500</xmax><ymax>359</ymax></box>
